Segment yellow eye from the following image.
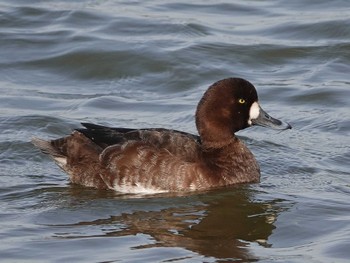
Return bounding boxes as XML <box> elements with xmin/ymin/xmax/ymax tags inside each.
<box><xmin>238</xmin><ymin>98</ymin><xmax>245</xmax><ymax>104</ymax></box>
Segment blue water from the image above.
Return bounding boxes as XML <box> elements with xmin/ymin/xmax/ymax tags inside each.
<box><xmin>0</xmin><ymin>1</ymin><xmax>349</xmax><ymax>262</ymax></box>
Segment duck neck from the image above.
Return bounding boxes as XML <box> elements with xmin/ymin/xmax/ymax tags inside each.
<box><xmin>200</xmin><ymin>136</ymin><xmax>237</xmax><ymax>151</ymax></box>
<box><xmin>196</xmin><ymin>115</ymin><xmax>238</xmax><ymax>150</ymax></box>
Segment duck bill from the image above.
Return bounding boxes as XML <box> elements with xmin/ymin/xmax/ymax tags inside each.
<box><xmin>249</xmin><ymin>102</ymin><xmax>291</xmax><ymax>130</ymax></box>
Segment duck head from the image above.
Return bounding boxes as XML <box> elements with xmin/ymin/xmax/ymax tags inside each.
<box><xmin>196</xmin><ymin>78</ymin><xmax>291</xmax><ymax>147</ymax></box>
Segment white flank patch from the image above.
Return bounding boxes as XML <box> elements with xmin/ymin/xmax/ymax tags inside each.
<box><xmin>113</xmin><ymin>182</ymin><xmax>169</xmax><ymax>194</ymax></box>
<box><xmin>248</xmin><ymin>102</ymin><xmax>260</xmax><ymax>125</ymax></box>
<box><xmin>53</xmin><ymin>157</ymin><xmax>67</xmax><ymax>167</ymax></box>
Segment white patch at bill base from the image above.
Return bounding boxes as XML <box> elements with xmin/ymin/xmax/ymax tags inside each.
<box><xmin>248</xmin><ymin>102</ymin><xmax>260</xmax><ymax>125</ymax></box>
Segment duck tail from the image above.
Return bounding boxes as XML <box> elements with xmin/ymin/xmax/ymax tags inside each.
<box><xmin>32</xmin><ymin>137</ymin><xmax>65</xmax><ymax>156</ymax></box>
<box><xmin>32</xmin><ymin>137</ymin><xmax>69</xmax><ymax>170</ymax></box>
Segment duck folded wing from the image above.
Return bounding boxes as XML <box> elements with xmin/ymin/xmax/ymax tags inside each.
<box><xmin>77</xmin><ymin>123</ymin><xmax>201</xmax><ymax>161</ymax></box>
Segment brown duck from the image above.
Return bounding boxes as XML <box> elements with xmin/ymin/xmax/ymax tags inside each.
<box><xmin>32</xmin><ymin>78</ymin><xmax>291</xmax><ymax>193</ymax></box>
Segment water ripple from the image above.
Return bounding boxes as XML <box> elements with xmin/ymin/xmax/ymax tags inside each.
<box><xmin>0</xmin><ymin>1</ymin><xmax>349</xmax><ymax>262</ymax></box>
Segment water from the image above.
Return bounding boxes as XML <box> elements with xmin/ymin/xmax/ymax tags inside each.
<box><xmin>0</xmin><ymin>0</ymin><xmax>349</xmax><ymax>262</ymax></box>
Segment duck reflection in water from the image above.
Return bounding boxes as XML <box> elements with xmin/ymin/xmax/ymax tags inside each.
<box><xmin>55</xmin><ymin>187</ymin><xmax>287</xmax><ymax>261</ymax></box>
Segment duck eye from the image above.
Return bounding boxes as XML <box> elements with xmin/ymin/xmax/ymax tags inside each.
<box><xmin>238</xmin><ymin>98</ymin><xmax>245</xmax><ymax>104</ymax></box>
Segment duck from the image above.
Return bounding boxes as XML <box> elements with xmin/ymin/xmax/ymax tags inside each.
<box><xmin>32</xmin><ymin>78</ymin><xmax>291</xmax><ymax>193</ymax></box>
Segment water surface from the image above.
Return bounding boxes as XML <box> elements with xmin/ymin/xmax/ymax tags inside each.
<box><xmin>0</xmin><ymin>0</ymin><xmax>349</xmax><ymax>262</ymax></box>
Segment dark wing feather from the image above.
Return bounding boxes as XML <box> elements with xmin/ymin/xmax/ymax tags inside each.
<box><xmin>76</xmin><ymin>123</ymin><xmax>136</xmax><ymax>147</ymax></box>
<box><xmin>76</xmin><ymin>123</ymin><xmax>201</xmax><ymax>160</ymax></box>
